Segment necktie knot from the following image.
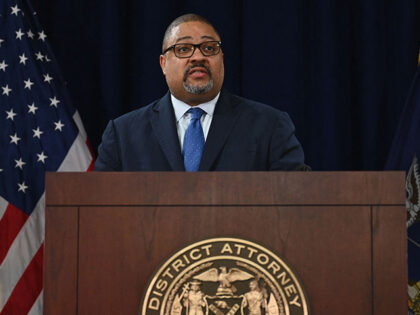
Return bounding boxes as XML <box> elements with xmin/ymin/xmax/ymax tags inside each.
<box><xmin>188</xmin><ymin>107</ymin><xmax>205</xmax><ymax>121</ymax></box>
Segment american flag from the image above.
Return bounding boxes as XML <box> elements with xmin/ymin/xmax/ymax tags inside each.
<box><xmin>0</xmin><ymin>0</ymin><xmax>94</xmax><ymax>314</ymax></box>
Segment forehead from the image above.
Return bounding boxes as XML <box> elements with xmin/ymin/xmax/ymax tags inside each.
<box><xmin>167</xmin><ymin>21</ymin><xmax>220</xmax><ymax>45</ymax></box>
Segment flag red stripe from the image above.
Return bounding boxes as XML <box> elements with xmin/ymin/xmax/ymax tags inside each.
<box><xmin>86</xmin><ymin>138</ymin><xmax>95</xmax><ymax>171</ymax></box>
<box><xmin>87</xmin><ymin>158</ymin><xmax>95</xmax><ymax>171</ymax></box>
<box><xmin>0</xmin><ymin>204</ymin><xmax>29</xmax><ymax>264</ymax></box>
<box><xmin>0</xmin><ymin>244</ymin><xmax>44</xmax><ymax>315</ymax></box>
<box><xmin>85</xmin><ymin>139</ymin><xmax>95</xmax><ymax>159</ymax></box>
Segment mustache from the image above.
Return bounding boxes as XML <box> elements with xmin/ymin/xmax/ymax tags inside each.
<box><xmin>183</xmin><ymin>64</ymin><xmax>212</xmax><ymax>81</ymax></box>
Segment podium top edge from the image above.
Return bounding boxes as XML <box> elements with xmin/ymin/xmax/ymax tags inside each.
<box><xmin>45</xmin><ymin>171</ymin><xmax>406</xmax><ymax>206</ymax></box>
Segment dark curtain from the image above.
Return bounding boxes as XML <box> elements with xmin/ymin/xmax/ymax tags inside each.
<box><xmin>33</xmin><ymin>0</ymin><xmax>419</xmax><ymax>170</ymax></box>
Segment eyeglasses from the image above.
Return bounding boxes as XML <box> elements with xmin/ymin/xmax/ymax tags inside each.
<box><xmin>162</xmin><ymin>41</ymin><xmax>222</xmax><ymax>58</ymax></box>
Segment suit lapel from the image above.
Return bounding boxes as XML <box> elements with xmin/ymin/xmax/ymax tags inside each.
<box><xmin>150</xmin><ymin>93</ymin><xmax>185</xmax><ymax>171</ymax></box>
<box><xmin>199</xmin><ymin>90</ymin><xmax>241</xmax><ymax>171</ymax></box>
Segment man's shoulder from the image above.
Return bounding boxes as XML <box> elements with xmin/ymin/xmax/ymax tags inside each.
<box><xmin>221</xmin><ymin>90</ymin><xmax>289</xmax><ymax>119</ymax></box>
<box><xmin>112</xmin><ymin>94</ymin><xmax>169</xmax><ymax>125</ymax></box>
<box><xmin>112</xmin><ymin>104</ymin><xmax>151</xmax><ymax>126</ymax></box>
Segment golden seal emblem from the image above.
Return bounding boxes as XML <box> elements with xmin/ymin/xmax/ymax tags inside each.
<box><xmin>140</xmin><ymin>238</ymin><xmax>309</xmax><ymax>315</ymax></box>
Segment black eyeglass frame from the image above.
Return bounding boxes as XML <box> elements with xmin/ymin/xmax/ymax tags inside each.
<box><xmin>162</xmin><ymin>41</ymin><xmax>222</xmax><ymax>58</ymax></box>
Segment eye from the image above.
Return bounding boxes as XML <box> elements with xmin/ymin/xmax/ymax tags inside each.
<box><xmin>203</xmin><ymin>44</ymin><xmax>216</xmax><ymax>52</ymax></box>
<box><xmin>175</xmin><ymin>45</ymin><xmax>192</xmax><ymax>54</ymax></box>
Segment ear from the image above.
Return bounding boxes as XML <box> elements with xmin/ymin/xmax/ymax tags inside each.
<box><xmin>159</xmin><ymin>55</ymin><xmax>166</xmax><ymax>75</ymax></box>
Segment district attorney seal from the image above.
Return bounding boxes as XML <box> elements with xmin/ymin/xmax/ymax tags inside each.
<box><xmin>140</xmin><ymin>238</ymin><xmax>309</xmax><ymax>315</ymax></box>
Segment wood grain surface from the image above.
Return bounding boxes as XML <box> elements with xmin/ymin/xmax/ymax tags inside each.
<box><xmin>44</xmin><ymin>172</ymin><xmax>407</xmax><ymax>315</ymax></box>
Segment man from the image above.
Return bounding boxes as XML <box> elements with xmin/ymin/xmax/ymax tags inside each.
<box><xmin>183</xmin><ymin>281</ymin><xmax>205</xmax><ymax>315</ymax></box>
<box><xmin>94</xmin><ymin>14</ymin><xmax>306</xmax><ymax>171</ymax></box>
<box><xmin>242</xmin><ymin>280</ymin><xmax>268</xmax><ymax>315</ymax></box>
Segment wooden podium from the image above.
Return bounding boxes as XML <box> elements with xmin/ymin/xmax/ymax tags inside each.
<box><xmin>44</xmin><ymin>172</ymin><xmax>407</xmax><ymax>315</ymax></box>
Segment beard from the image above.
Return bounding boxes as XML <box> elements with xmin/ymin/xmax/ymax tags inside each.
<box><xmin>183</xmin><ymin>64</ymin><xmax>213</xmax><ymax>95</ymax></box>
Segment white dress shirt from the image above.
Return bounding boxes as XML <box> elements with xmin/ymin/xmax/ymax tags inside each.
<box><xmin>171</xmin><ymin>93</ymin><xmax>220</xmax><ymax>151</ymax></box>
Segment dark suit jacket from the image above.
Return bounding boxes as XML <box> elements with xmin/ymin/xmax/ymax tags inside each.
<box><xmin>94</xmin><ymin>90</ymin><xmax>305</xmax><ymax>171</ymax></box>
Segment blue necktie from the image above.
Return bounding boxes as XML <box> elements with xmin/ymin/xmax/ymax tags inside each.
<box><xmin>183</xmin><ymin>108</ymin><xmax>205</xmax><ymax>171</ymax></box>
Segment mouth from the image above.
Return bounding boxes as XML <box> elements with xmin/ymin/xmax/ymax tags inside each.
<box><xmin>184</xmin><ymin>64</ymin><xmax>211</xmax><ymax>81</ymax></box>
<box><xmin>188</xmin><ymin>67</ymin><xmax>208</xmax><ymax>78</ymax></box>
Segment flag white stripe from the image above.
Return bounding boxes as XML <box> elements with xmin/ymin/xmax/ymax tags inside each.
<box><xmin>0</xmin><ymin>195</ymin><xmax>44</xmax><ymax>311</ymax></box>
<box><xmin>73</xmin><ymin>111</ymin><xmax>88</xmax><ymax>140</ymax></box>
<box><xmin>58</xmin><ymin>132</ymin><xmax>92</xmax><ymax>171</ymax></box>
<box><xmin>58</xmin><ymin>112</ymin><xmax>93</xmax><ymax>172</ymax></box>
<box><xmin>0</xmin><ymin>195</ymin><xmax>8</xmax><ymax>221</ymax></box>
<box><xmin>27</xmin><ymin>290</ymin><xmax>43</xmax><ymax>315</ymax></box>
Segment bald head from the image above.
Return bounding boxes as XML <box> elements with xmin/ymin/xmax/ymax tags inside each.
<box><xmin>162</xmin><ymin>13</ymin><xmax>220</xmax><ymax>52</ymax></box>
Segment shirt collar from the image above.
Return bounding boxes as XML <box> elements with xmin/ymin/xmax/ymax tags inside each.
<box><xmin>171</xmin><ymin>92</ymin><xmax>220</xmax><ymax>122</ymax></box>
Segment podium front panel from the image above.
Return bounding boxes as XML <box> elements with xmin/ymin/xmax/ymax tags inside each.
<box><xmin>44</xmin><ymin>172</ymin><xmax>407</xmax><ymax>315</ymax></box>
